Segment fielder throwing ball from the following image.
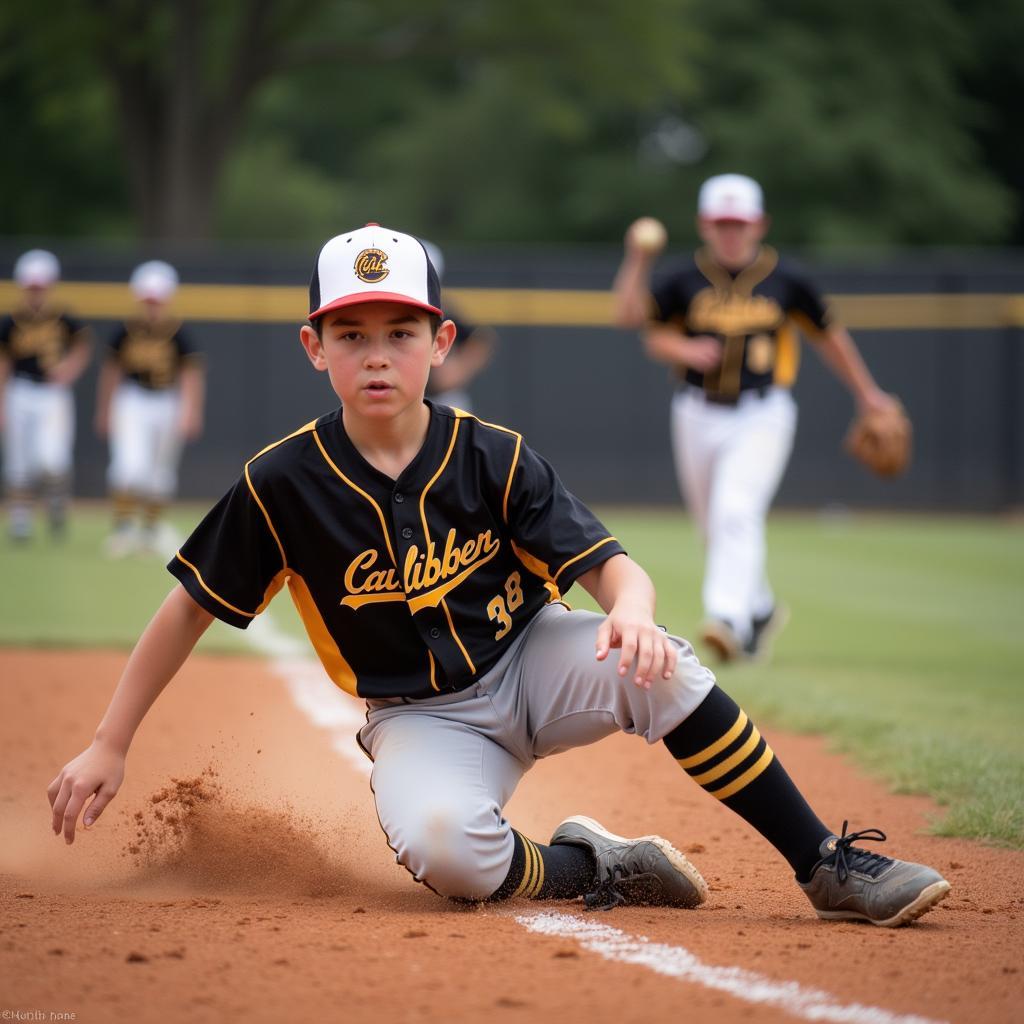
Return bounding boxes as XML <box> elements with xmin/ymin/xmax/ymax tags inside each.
<box><xmin>614</xmin><ymin>175</ymin><xmax>902</xmax><ymax>661</ymax></box>
<box><xmin>0</xmin><ymin>250</ymin><xmax>92</xmax><ymax>542</ymax></box>
<box><xmin>95</xmin><ymin>261</ymin><xmax>205</xmax><ymax>556</ymax></box>
<box><xmin>50</xmin><ymin>225</ymin><xmax>948</xmax><ymax>927</ymax></box>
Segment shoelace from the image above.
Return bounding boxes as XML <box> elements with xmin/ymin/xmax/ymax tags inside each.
<box><xmin>583</xmin><ymin>863</ymin><xmax>629</xmax><ymax>912</ymax></box>
<box><xmin>816</xmin><ymin>820</ymin><xmax>893</xmax><ymax>883</ymax></box>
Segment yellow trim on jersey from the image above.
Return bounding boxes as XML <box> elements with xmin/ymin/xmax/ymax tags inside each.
<box><xmin>689</xmin><ymin>726</ymin><xmax>762</xmax><ymax>787</ymax></box>
<box><xmin>427</xmin><ymin>649</ymin><xmax>439</xmax><ymax>692</ymax></box>
<box><xmin>312</xmin><ymin>428</ymin><xmax>398</xmax><ymax>569</ymax></box>
<box><xmin>553</xmin><ymin>536</ymin><xmax>619</xmax><ymax>582</ymax></box>
<box><xmin>675</xmin><ymin>710</ymin><xmax>748</xmax><ymax>770</ymax></box>
<box><xmin>441</xmin><ymin>597</ymin><xmax>475</xmax><ymax>674</ymax></box>
<box><xmin>286</xmin><ymin>573</ymin><xmax>359</xmax><ymax>696</ymax></box>
<box><xmin>789</xmin><ymin>309</ymin><xmax>830</xmax><ymax>342</ymax></box>
<box><xmin>174</xmin><ymin>552</ymin><xmax>256</xmax><ymax>618</ymax></box>
<box><xmin>249</xmin><ymin>418</ymin><xmax>320</xmax><ymax>462</ymax></box>
<box><xmin>773</xmin><ymin>321</ymin><xmax>801</xmax><ymax>389</ymax></box>
<box><xmin>419</xmin><ymin>417</ymin><xmax>461</xmax><ymax>541</ymax></box>
<box><xmin>502</xmin><ymin>433</ymin><xmax>523</xmax><ymax>525</ymax></box>
<box><xmin>708</xmin><ymin>746</ymin><xmax>775</xmax><ymax>801</ymax></box>
<box><xmin>244</xmin><ymin>463</ymin><xmax>287</xmax><ymax>569</ymax></box>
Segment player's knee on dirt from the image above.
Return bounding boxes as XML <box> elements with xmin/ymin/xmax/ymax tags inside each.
<box><xmin>389</xmin><ymin>797</ymin><xmax>509</xmax><ymax>900</ymax></box>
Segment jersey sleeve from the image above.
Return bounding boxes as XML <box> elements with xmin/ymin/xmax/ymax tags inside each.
<box><xmin>648</xmin><ymin>273</ymin><xmax>684</xmax><ymax>324</ymax></box>
<box><xmin>107</xmin><ymin>325</ymin><xmax>128</xmax><ymax>357</ymax></box>
<box><xmin>167</xmin><ymin>474</ymin><xmax>287</xmax><ymax>628</ymax></box>
<box><xmin>174</xmin><ymin>327</ymin><xmax>203</xmax><ymax>361</ymax></box>
<box><xmin>785</xmin><ymin>265</ymin><xmax>833</xmax><ymax>336</ymax></box>
<box><xmin>504</xmin><ymin>442</ymin><xmax>625</xmax><ymax>591</ymax></box>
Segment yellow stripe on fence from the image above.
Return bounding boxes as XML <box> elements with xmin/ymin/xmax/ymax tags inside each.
<box><xmin>2</xmin><ymin>281</ymin><xmax>1023</xmax><ymax>330</ymax></box>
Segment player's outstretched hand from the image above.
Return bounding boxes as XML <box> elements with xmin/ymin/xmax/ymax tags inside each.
<box><xmin>596</xmin><ymin>602</ymin><xmax>679</xmax><ymax>690</ymax></box>
<box><xmin>47</xmin><ymin>740</ymin><xmax>126</xmax><ymax>845</ymax></box>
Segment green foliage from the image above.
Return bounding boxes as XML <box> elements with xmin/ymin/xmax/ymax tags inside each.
<box><xmin>0</xmin><ymin>0</ymin><xmax>1017</xmax><ymax>244</ymax></box>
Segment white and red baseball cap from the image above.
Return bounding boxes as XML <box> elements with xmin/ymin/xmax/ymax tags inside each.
<box><xmin>309</xmin><ymin>223</ymin><xmax>442</xmax><ymax>321</ymax></box>
<box><xmin>14</xmin><ymin>249</ymin><xmax>60</xmax><ymax>288</ymax></box>
<box><xmin>130</xmin><ymin>260</ymin><xmax>179</xmax><ymax>302</ymax></box>
<box><xmin>697</xmin><ymin>174</ymin><xmax>764</xmax><ymax>223</ymax></box>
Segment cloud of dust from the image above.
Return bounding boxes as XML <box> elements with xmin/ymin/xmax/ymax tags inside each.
<box><xmin>123</xmin><ymin>766</ymin><xmax>347</xmax><ymax>897</ymax></box>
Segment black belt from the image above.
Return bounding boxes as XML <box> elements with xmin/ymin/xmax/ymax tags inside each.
<box><xmin>688</xmin><ymin>384</ymin><xmax>770</xmax><ymax>407</ymax></box>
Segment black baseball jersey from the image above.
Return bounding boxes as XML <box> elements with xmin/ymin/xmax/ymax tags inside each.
<box><xmin>108</xmin><ymin>318</ymin><xmax>199</xmax><ymax>390</ymax></box>
<box><xmin>649</xmin><ymin>245</ymin><xmax>832</xmax><ymax>399</ymax></box>
<box><xmin>169</xmin><ymin>403</ymin><xmax>624</xmax><ymax>700</ymax></box>
<box><xmin>0</xmin><ymin>307</ymin><xmax>88</xmax><ymax>382</ymax></box>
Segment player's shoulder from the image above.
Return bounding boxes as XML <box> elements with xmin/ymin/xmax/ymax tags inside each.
<box><xmin>441</xmin><ymin>403</ymin><xmax>522</xmax><ymax>454</ymax></box>
<box><xmin>770</xmin><ymin>248</ymin><xmax>819</xmax><ymax>287</ymax></box>
<box><xmin>244</xmin><ymin>411</ymin><xmax>335</xmax><ymax>481</ymax></box>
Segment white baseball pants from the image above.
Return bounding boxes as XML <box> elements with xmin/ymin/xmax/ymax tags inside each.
<box><xmin>670</xmin><ymin>387</ymin><xmax>797</xmax><ymax>644</ymax></box>
<box><xmin>107</xmin><ymin>381</ymin><xmax>183</xmax><ymax>499</ymax></box>
<box><xmin>359</xmin><ymin>603</ymin><xmax>716</xmax><ymax>899</ymax></box>
<box><xmin>2</xmin><ymin>376</ymin><xmax>75</xmax><ymax>489</ymax></box>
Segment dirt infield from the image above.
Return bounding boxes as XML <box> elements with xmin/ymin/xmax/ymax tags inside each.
<box><xmin>1</xmin><ymin>649</ymin><xmax>1021</xmax><ymax>1024</ymax></box>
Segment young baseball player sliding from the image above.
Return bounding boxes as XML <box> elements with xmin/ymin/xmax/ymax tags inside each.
<box><xmin>49</xmin><ymin>225</ymin><xmax>949</xmax><ymax>926</ymax></box>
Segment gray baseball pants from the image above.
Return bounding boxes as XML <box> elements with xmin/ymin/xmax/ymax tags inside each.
<box><xmin>358</xmin><ymin>603</ymin><xmax>717</xmax><ymax>899</ymax></box>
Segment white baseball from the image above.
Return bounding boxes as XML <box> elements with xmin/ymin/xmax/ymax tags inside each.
<box><xmin>629</xmin><ymin>217</ymin><xmax>668</xmax><ymax>253</ymax></box>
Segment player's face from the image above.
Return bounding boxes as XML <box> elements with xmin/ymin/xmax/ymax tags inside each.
<box><xmin>698</xmin><ymin>217</ymin><xmax>769</xmax><ymax>270</ymax></box>
<box><xmin>22</xmin><ymin>284</ymin><xmax>50</xmax><ymax>310</ymax></box>
<box><xmin>300</xmin><ymin>302</ymin><xmax>455</xmax><ymax>419</ymax></box>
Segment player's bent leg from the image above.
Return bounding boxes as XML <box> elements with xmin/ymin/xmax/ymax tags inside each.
<box><xmin>509</xmin><ymin>604</ymin><xmax>715</xmax><ymax>759</ymax></box>
<box><xmin>361</xmin><ymin>709</ymin><xmax>524</xmax><ymax>900</ymax></box>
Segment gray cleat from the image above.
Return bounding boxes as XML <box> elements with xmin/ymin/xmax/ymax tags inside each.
<box><xmin>550</xmin><ymin>815</ymin><xmax>708</xmax><ymax>911</ymax></box>
<box><xmin>799</xmin><ymin>823</ymin><xmax>951</xmax><ymax>927</ymax></box>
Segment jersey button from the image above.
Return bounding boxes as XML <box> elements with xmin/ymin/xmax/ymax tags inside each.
<box><xmin>401</xmin><ymin>527</ymin><xmax>413</xmax><ymax>539</ymax></box>
<box><xmin>429</xmin><ymin>627</ymin><xmax>441</xmax><ymax>639</ymax></box>
<box><xmin>394</xmin><ymin>492</ymin><xmax>405</xmax><ymax>503</ymax></box>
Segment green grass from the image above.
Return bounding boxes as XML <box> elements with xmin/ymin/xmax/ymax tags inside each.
<box><xmin>1</xmin><ymin>504</ymin><xmax>1022</xmax><ymax>846</ymax></box>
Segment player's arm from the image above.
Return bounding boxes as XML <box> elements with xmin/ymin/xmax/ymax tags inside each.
<box><xmin>643</xmin><ymin>326</ymin><xmax>722</xmax><ymax>373</ymax></box>
<box><xmin>814</xmin><ymin>324</ymin><xmax>899</xmax><ymax>415</ymax></box>
<box><xmin>177</xmin><ymin>359</ymin><xmax>205</xmax><ymax>440</ymax></box>
<box><xmin>47</xmin><ymin>585</ymin><xmax>214</xmax><ymax>844</ymax></box>
<box><xmin>612</xmin><ymin>219</ymin><xmax>668</xmax><ymax>328</ymax></box>
<box><xmin>577</xmin><ymin>553</ymin><xmax>678</xmax><ymax>690</ymax></box>
<box><xmin>0</xmin><ymin>352</ymin><xmax>9</xmax><ymax>431</ymax></box>
<box><xmin>48</xmin><ymin>326</ymin><xmax>93</xmax><ymax>387</ymax></box>
<box><xmin>94</xmin><ymin>358</ymin><xmax>123</xmax><ymax>437</ymax></box>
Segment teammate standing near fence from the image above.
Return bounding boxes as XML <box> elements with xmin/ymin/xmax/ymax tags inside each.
<box><xmin>95</xmin><ymin>261</ymin><xmax>205</xmax><ymax>556</ymax></box>
<box><xmin>613</xmin><ymin>175</ymin><xmax>901</xmax><ymax>662</ymax></box>
<box><xmin>0</xmin><ymin>250</ymin><xmax>92</xmax><ymax>542</ymax></box>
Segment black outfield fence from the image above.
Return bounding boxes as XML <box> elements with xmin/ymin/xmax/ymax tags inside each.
<box><xmin>1</xmin><ymin>242</ymin><xmax>1022</xmax><ymax>511</ymax></box>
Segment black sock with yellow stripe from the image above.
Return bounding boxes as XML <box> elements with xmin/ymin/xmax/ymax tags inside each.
<box><xmin>664</xmin><ymin>686</ymin><xmax>830</xmax><ymax>882</ymax></box>
<box><xmin>489</xmin><ymin>829</ymin><xmax>595</xmax><ymax>901</ymax></box>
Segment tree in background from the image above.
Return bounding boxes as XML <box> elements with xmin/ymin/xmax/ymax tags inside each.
<box><xmin>0</xmin><ymin>0</ymin><xmax>1017</xmax><ymax>245</ymax></box>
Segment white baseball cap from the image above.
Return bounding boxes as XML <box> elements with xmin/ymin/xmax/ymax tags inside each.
<box><xmin>309</xmin><ymin>223</ymin><xmax>442</xmax><ymax>321</ymax></box>
<box><xmin>130</xmin><ymin>260</ymin><xmax>179</xmax><ymax>302</ymax></box>
<box><xmin>14</xmin><ymin>249</ymin><xmax>60</xmax><ymax>288</ymax></box>
<box><xmin>697</xmin><ymin>174</ymin><xmax>764</xmax><ymax>222</ymax></box>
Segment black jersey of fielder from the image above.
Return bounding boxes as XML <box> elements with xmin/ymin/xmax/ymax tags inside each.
<box><xmin>109</xmin><ymin>319</ymin><xmax>199</xmax><ymax>390</ymax></box>
<box><xmin>0</xmin><ymin>308</ymin><xmax>87</xmax><ymax>382</ymax></box>
<box><xmin>650</xmin><ymin>245</ymin><xmax>832</xmax><ymax>399</ymax></box>
<box><xmin>169</xmin><ymin>404</ymin><xmax>624</xmax><ymax>700</ymax></box>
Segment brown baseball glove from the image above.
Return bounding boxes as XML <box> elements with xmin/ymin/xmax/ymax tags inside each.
<box><xmin>844</xmin><ymin>399</ymin><xmax>912</xmax><ymax>478</ymax></box>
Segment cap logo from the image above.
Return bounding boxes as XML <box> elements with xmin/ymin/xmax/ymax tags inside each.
<box><xmin>354</xmin><ymin>248</ymin><xmax>389</xmax><ymax>284</ymax></box>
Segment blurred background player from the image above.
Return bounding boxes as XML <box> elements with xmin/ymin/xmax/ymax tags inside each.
<box><xmin>613</xmin><ymin>174</ymin><xmax>900</xmax><ymax>662</ymax></box>
<box><xmin>422</xmin><ymin>241</ymin><xmax>496</xmax><ymax>411</ymax></box>
<box><xmin>0</xmin><ymin>250</ymin><xmax>92</xmax><ymax>542</ymax></box>
<box><xmin>95</xmin><ymin>260</ymin><xmax>205</xmax><ymax>556</ymax></box>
